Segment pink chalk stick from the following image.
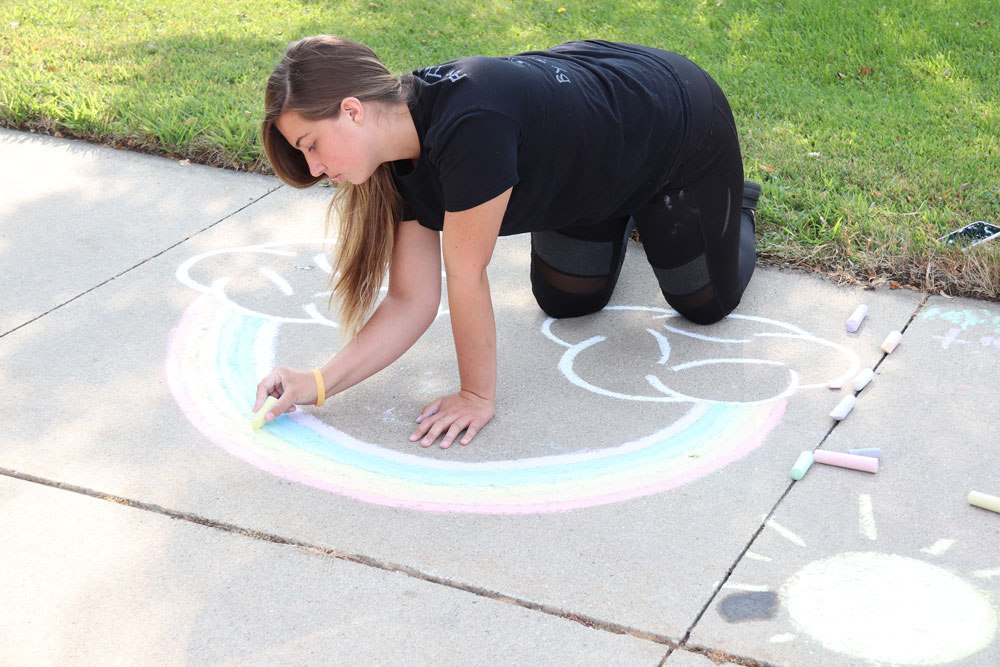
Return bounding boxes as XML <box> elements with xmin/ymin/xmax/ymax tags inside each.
<box><xmin>813</xmin><ymin>450</ymin><xmax>879</xmax><ymax>473</ymax></box>
<box><xmin>881</xmin><ymin>330</ymin><xmax>902</xmax><ymax>354</ymax></box>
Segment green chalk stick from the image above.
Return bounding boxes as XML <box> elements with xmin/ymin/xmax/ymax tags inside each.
<box><xmin>790</xmin><ymin>451</ymin><xmax>815</xmax><ymax>480</ymax></box>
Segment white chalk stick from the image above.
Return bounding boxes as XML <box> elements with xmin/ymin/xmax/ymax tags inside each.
<box><xmin>252</xmin><ymin>396</ymin><xmax>279</xmax><ymax>429</ymax></box>
<box><xmin>827</xmin><ymin>378</ymin><xmax>844</xmax><ymax>390</ymax></box>
<box><xmin>968</xmin><ymin>491</ymin><xmax>1000</xmax><ymax>514</ymax></box>
<box><xmin>830</xmin><ymin>394</ymin><xmax>856</xmax><ymax>421</ymax></box>
<box><xmin>851</xmin><ymin>368</ymin><xmax>875</xmax><ymax>391</ymax></box>
<box><xmin>881</xmin><ymin>330</ymin><xmax>902</xmax><ymax>354</ymax></box>
<box><xmin>814</xmin><ymin>450</ymin><xmax>879</xmax><ymax>473</ymax></box>
<box><xmin>845</xmin><ymin>304</ymin><xmax>869</xmax><ymax>332</ymax></box>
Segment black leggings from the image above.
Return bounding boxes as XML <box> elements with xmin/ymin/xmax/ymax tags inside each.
<box><xmin>530</xmin><ymin>52</ymin><xmax>753</xmax><ymax>325</ymax></box>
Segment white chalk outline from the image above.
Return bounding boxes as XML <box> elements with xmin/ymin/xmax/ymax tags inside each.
<box><xmin>543</xmin><ymin>306</ymin><xmax>859</xmax><ymax>405</ymax></box>
<box><xmin>177</xmin><ymin>239</ymin><xmax>339</xmax><ymax>326</ymax></box>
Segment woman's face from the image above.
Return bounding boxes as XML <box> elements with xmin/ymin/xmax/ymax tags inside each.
<box><xmin>276</xmin><ymin>102</ymin><xmax>377</xmax><ymax>185</ymax></box>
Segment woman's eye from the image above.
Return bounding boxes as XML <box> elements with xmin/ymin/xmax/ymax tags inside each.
<box><xmin>307</xmin><ymin>143</ymin><xmax>316</xmax><ymax>152</ymax></box>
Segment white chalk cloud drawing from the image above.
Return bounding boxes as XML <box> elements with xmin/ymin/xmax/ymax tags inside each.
<box><xmin>176</xmin><ymin>240</ymin><xmax>450</xmax><ymax>328</ymax></box>
<box><xmin>176</xmin><ymin>240</ymin><xmax>340</xmax><ymax>327</ymax></box>
<box><xmin>542</xmin><ymin>306</ymin><xmax>861</xmax><ymax>405</ymax></box>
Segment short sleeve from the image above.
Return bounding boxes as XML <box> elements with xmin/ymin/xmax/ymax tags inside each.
<box><xmin>432</xmin><ymin>111</ymin><xmax>521</xmax><ymax>212</ymax></box>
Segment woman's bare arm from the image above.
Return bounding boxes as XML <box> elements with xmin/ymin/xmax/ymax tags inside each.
<box><xmin>254</xmin><ymin>219</ymin><xmax>443</xmax><ymax>419</ymax></box>
<box><xmin>409</xmin><ymin>187</ymin><xmax>512</xmax><ymax>448</ymax></box>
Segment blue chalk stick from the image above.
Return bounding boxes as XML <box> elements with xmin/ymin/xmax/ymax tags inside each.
<box><xmin>848</xmin><ymin>447</ymin><xmax>882</xmax><ymax>459</ymax></box>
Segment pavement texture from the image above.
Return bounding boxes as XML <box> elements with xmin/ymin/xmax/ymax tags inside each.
<box><xmin>2</xmin><ymin>127</ymin><xmax>998</xmax><ymax>666</ymax></box>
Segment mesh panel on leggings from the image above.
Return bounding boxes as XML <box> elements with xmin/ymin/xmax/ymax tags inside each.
<box><xmin>531</xmin><ymin>229</ymin><xmax>615</xmax><ymax>276</ymax></box>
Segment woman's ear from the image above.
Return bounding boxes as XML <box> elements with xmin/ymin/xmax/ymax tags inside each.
<box><xmin>341</xmin><ymin>97</ymin><xmax>365</xmax><ymax>124</ymax></box>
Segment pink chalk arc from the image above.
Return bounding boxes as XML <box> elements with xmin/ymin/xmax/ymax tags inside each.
<box><xmin>166</xmin><ymin>294</ymin><xmax>786</xmax><ymax>514</ymax></box>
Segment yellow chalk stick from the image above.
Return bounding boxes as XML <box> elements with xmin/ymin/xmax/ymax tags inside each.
<box><xmin>968</xmin><ymin>491</ymin><xmax>1000</xmax><ymax>514</ymax></box>
<box><xmin>252</xmin><ymin>396</ymin><xmax>279</xmax><ymax>430</ymax></box>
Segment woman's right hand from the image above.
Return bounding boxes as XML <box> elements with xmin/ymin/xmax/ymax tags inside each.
<box><xmin>252</xmin><ymin>366</ymin><xmax>319</xmax><ymax>423</ymax></box>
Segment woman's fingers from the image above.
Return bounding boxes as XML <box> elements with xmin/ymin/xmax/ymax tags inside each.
<box><xmin>252</xmin><ymin>367</ymin><xmax>314</xmax><ymax>422</ymax></box>
<box><xmin>266</xmin><ymin>392</ymin><xmax>299</xmax><ymax>422</ymax></box>
<box><xmin>440</xmin><ymin>420</ymin><xmax>472</xmax><ymax>449</ymax></box>
<box><xmin>415</xmin><ymin>399</ymin><xmax>441</xmax><ymax>424</ymax></box>
<box><xmin>253</xmin><ymin>373</ymin><xmax>282</xmax><ymax>412</ymax></box>
<box><xmin>410</xmin><ymin>392</ymin><xmax>493</xmax><ymax>448</ymax></box>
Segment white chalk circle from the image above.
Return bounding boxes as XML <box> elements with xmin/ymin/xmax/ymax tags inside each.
<box><xmin>782</xmin><ymin>551</ymin><xmax>997</xmax><ymax>665</ymax></box>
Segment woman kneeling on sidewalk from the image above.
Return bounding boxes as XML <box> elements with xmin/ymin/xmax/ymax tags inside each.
<box><xmin>252</xmin><ymin>35</ymin><xmax>761</xmax><ymax>449</ymax></box>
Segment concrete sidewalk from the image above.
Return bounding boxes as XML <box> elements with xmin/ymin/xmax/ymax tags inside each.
<box><xmin>1</xmin><ymin>127</ymin><xmax>997</xmax><ymax>666</ymax></box>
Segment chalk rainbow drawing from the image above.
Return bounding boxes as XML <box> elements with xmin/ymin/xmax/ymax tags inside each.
<box><xmin>167</xmin><ymin>241</ymin><xmax>860</xmax><ymax>514</ymax></box>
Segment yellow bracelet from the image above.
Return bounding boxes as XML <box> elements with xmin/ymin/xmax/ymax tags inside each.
<box><xmin>312</xmin><ymin>369</ymin><xmax>325</xmax><ymax>407</ymax></box>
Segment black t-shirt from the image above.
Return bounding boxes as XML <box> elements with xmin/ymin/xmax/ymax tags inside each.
<box><xmin>392</xmin><ymin>40</ymin><xmax>693</xmax><ymax>235</ymax></box>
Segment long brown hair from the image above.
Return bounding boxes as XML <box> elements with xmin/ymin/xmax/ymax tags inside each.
<box><xmin>262</xmin><ymin>35</ymin><xmax>412</xmax><ymax>338</ymax></box>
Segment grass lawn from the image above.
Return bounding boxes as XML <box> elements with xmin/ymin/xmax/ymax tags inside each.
<box><xmin>2</xmin><ymin>0</ymin><xmax>998</xmax><ymax>298</ymax></box>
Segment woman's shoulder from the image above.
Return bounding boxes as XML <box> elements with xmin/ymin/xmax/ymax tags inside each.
<box><xmin>409</xmin><ymin>56</ymin><xmax>532</xmax><ymax>130</ymax></box>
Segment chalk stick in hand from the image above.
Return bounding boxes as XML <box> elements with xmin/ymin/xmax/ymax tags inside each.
<box><xmin>252</xmin><ymin>396</ymin><xmax>279</xmax><ymax>430</ymax></box>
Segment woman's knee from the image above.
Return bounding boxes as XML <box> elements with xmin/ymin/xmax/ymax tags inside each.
<box><xmin>662</xmin><ymin>282</ymin><xmax>738</xmax><ymax>325</ymax></box>
<box><xmin>530</xmin><ymin>264</ymin><xmax>612</xmax><ymax>318</ymax></box>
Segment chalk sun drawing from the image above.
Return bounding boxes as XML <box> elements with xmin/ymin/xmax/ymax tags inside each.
<box><xmin>168</xmin><ymin>241</ymin><xmax>860</xmax><ymax>514</ymax></box>
<box><xmin>717</xmin><ymin>501</ymin><xmax>998</xmax><ymax>665</ymax></box>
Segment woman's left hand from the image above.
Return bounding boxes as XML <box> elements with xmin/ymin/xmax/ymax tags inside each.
<box><xmin>410</xmin><ymin>390</ymin><xmax>495</xmax><ymax>448</ymax></box>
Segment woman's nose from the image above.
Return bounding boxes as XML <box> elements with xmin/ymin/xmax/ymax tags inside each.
<box><xmin>307</xmin><ymin>157</ymin><xmax>326</xmax><ymax>178</ymax></box>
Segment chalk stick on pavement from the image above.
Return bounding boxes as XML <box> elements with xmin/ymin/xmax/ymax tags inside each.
<box><xmin>830</xmin><ymin>394</ymin><xmax>857</xmax><ymax>421</ymax></box>
<box><xmin>849</xmin><ymin>447</ymin><xmax>882</xmax><ymax>459</ymax></box>
<box><xmin>851</xmin><ymin>368</ymin><xmax>875</xmax><ymax>392</ymax></box>
<box><xmin>814</xmin><ymin>450</ymin><xmax>879</xmax><ymax>474</ymax></box>
<box><xmin>252</xmin><ymin>396</ymin><xmax>279</xmax><ymax>429</ymax></box>
<box><xmin>968</xmin><ymin>491</ymin><xmax>1000</xmax><ymax>514</ymax></box>
<box><xmin>846</xmin><ymin>304</ymin><xmax>869</xmax><ymax>332</ymax></box>
<box><xmin>881</xmin><ymin>330</ymin><xmax>902</xmax><ymax>354</ymax></box>
<box><xmin>790</xmin><ymin>451</ymin><xmax>815</xmax><ymax>480</ymax></box>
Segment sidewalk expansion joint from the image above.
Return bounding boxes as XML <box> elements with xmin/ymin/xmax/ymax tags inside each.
<box><xmin>0</xmin><ymin>185</ymin><xmax>283</xmax><ymax>340</ymax></box>
<box><xmin>663</xmin><ymin>644</ymin><xmax>778</xmax><ymax>667</ymax></box>
<box><xmin>671</xmin><ymin>477</ymin><xmax>796</xmax><ymax>663</ymax></box>
<box><xmin>670</xmin><ymin>297</ymin><xmax>933</xmax><ymax>665</ymax></box>
<box><xmin>0</xmin><ymin>465</ymin><xmax>675</xmax><ymax>649</ymax></box>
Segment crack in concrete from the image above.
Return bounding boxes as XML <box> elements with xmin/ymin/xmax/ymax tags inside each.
<box><xmin>0</xmin><ymin>185</ymin><xmax>283</xmax><ymax>339</ymax></box>
<box><xmin>3</xmin><ymin>286</ymin><xmax>935</xmax><ymax>667</ymax></box>
<box><xmin>671</xmin><ymin>294</ymin><xmax>931</xmax><ymax>665</ymax></box>
<box><xmin>0</xmin><ymin>466</ymin><xmax>679</xmax><ymax>651</ymax></box>
<box><xmin>672</xmin><ymin>644</ymin><xmax>780</xmax><ymax>666</ymax></box>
